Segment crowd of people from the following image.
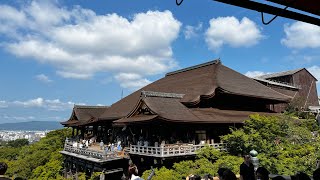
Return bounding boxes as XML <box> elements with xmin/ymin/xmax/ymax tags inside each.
<box><xmin>100</xmin><ymin>140</ymin><xmax>123</xmax><ymax>152</ymax></box>
<box><xmin>71</xmin><ymin>136</ymin><xmax>97</xmax><ymax>148</ymax></box>
<box><xmin>70</xmin><ymin>136</ymin><xmax>124</xmax><ymax>153</ymax></box>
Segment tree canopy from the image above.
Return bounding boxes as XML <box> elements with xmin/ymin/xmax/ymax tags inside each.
<box><xmin>222</xmin><ymin>114</ymin><xmax>320</xmax><ymax>175</ymax></box>
<box><xmin>1</xmin><ymin>128</ymin><xmax>71</xmax><ymax>179</ymax></box>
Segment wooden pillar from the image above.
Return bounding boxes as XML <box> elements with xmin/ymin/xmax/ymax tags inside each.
<box><xmin>72</xmin><ymin>127</ymin><xmax>75</xmax><ymax>137</ymax></box>
<box><xmin>93</xmin><ymin>125</ymin><xmax>98</xmax><ymax>136</ymax></box>
<box><xmin>81</xmin><ymin>127</ymin><xmax>85</xmax><ymax>139</ymax></box>
<box><xmin>76</xmin><ymin>128</ymin><xmax>79</xmax><ymax>136</ymax></box>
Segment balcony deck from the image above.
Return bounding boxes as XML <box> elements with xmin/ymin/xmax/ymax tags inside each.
<box><xmin>62</xmin><ymin>138</ymin><xmax>226</xmax><ymax>161</ymax></box>
<box><xmin>61</xmin><ymin>141</ymin><xmax>128</xmax><ymax>163</ymax></box>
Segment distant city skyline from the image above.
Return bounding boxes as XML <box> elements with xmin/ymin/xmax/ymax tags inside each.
<box><xmin>0</xmin><ymin>0</ymin><xmax>319</xmax><ymax>123</ymax></box>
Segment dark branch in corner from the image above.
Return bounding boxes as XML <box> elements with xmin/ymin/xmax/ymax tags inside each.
<box><xmin>176</xmin><ymin>0</ymin><xmax>184</xmax><ymax>6</ymax></box>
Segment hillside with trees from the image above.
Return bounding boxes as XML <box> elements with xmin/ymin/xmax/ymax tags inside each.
<box><xmin>0</xmin><ymin>129</ymin><xmax>71</xmax><ymax>179</ymax></box>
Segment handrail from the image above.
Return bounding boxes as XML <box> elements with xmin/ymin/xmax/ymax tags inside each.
<box><xmin>129</xmin><ymin>143</ymin><xmax>226</xmax><ymax>157</ymax></box>
<box><xmin>64</xmin><ymin>138</ymin><xmax>226</xmax><ymax>159</ymax></box>
<box><xmin>63</xmin><ymin>140</ymin><xmax>122</xmax><ymax>160</ymax></box>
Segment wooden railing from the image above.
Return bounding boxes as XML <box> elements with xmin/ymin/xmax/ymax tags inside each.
<box><xmin>129</xmin><ymin>143</ymin><xmax>225</xmax><ymax>157</ymax></box>
<box><xmin>63</xmin><ymin>138</ymin><xmax>225</xmax><ymax>159</ymax></box>
<box><xmin>63</xmin><ymin>141</ymin><xmax>121</xmax><ymax>160</ymax></box>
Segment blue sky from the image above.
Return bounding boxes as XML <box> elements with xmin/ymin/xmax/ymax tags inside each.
<box><xmin>0</xmin><ymin>0</ymin><xmax>319</xmax><ymax>123</ymax></box>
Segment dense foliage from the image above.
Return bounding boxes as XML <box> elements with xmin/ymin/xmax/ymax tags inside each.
<box><xmin>7</xmin><ymin>139</ymin><xmax>29</xmax><ymax>148</ymax></box>
<box><xmin>142</xmin><ymin>146</ymin><xmax>243</xmax><ymax>179</ymax></box>
<box><xmin>0</xmin><ymin>128</ymin><xmax>71</xmax><ymax>179</ymax></box>
<box><xmin>222</xmin><ymin>114</ymin><xmax>320</xmax><ymax>176</ymax></box>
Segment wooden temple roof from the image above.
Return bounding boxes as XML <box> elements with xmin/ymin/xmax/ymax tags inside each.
<box><xmin>99</xmin><ymin>60</ymin><xmax>291</xmax><ymax>121</ymax></box>
<box><xmin>114</xmin><ymin>92</ymin><xmax>276</xmax><ymax>124</ymax></box>
<box><xmin>61</xmin><ymin>105</ymin><xmax>109</xmax><ymax>127</ymax></box>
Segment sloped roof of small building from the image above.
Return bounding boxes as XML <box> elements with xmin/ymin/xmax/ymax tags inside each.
<box><xmin>61</xmin><ymin>105</ymin><xmax>109</xmax><ymax>126</ymax></box>
<box><xmin>257</xmin><ymin>68</ymin><xmax>317</xmax><ymax>81</ymax></box>
<box><xmin>100</xmin><ymin>60</ymin><xmax>291</xmax><ymax>121</ymax></box>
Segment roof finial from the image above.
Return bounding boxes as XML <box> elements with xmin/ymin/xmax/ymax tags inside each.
<box><xmin>214</xmin><ymin>58</ymin><xmax>221</xmax><ymax>64</ymax></box>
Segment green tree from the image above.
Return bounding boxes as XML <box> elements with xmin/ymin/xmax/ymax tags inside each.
<box><xmin>7</xmin><ymin>139</ymin><xmax>29</xmax><ymax>148</ymax></box>
<box><xmin>142</xmin><ymin>167</ymin><xmax>179</xmax><ymax>180</ymax></box>
<box><xmin>5</xmin><ymin>128</ymin><xmax>71</xmax><ymax>179</ymax></box>
<box><xmin>221</xmin><ymin>114</ymin><xmax>320</xmax><ymax>176</ymax></box>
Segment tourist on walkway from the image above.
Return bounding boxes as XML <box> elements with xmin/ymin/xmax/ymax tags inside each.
<box><xmin>111</xmin><ymin>143</ymin><xmax>115</xmax><ymax>152</ymax></box>
<box><xmin>85</xmin><ymin>140</ymin><xmax>89</xmax><ymax>147</ymax></box>
<box><xmin>240</xmin><ymin>155</ymin><xmax>255</xmax><ymax>180</ymax></box>
<box><xmin>100</xmin><ymin>140</ymin><xmax>104</xmax><ymax>150</ymax></box>
<box><xmin>0</xmin><ymin>162</ymin><xmax>11</xmax><ymax>180</ymax></box>
<box><xmin>117</xmin><ymin>141</ymin><xmax>122</xmax><ymax>151</ymax></box>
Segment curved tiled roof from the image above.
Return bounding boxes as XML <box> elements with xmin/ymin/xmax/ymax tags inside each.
<box><xmin>114</xmin><ymin>95</ymin><xmax>276</xmax><ymax>124</ymax></box>
<box><xmin>60</xmin><ymin>105</ymin><xmax>109</xmax><ymax>126</ymax></box>
<box><xmin>100</xmin><ymin>60</ymin><xmax>291</xmax><ymax>121</ymax></box>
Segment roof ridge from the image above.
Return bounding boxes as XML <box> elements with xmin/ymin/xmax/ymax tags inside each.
<box><xmin>141</xmin><ymin>91</ymin><xmax>184</xmax><ymax>99</ymax></box>
<box><xmin>74</xmin><ymin>105</ymin><xmax>109</xmax><ymax>108</ymax></box>
<box><xmin>165</xmin><ymin>59</ymin><xmax>221</xmax><ymax>76</ymax></box>
<box><xmin>257</xmin><ymin>68</ymin><xmax>304</xmax><ymax>79</ymax></box>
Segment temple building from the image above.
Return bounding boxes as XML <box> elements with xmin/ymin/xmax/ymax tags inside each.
<box><xmin>60</xmin><ymin>59</ymin><xmax>318</xmax><ymax>178</ymax></box>
<box><xmin>253</xmin><ymin>68</ymin><xmax>319</xmax><ymax>112</ymax></box>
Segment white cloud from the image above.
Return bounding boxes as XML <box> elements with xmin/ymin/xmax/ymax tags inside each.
<box><xmin>0</xmin><ymin>1</ymin><xmax>181</xmax><ymax>89</ymax></box>
<box><xmin>0</xmin><ymin>101</ymin><xmax>8</xmax><ymax>108</ymax></box>
<box><xmin>205</xmin><ymin>16</ymin><xmax>263</xmax><ymax>51</ymax></box>
<box><xmin>307</xmin><ymin>66</ymin><xmax>320</xmax><ymax>83</ymax></box>
<box><xmin>281</xmin><ymin>22</ymin><xmax>320</xmax><ymax>49</ymax></box>
<box><xmin>2</xmin><ymin>115</ymin><xmax>35</xmax><ymax>121</ymax></box>
<box><xmin>115</xmin><ymin>73</ymin><xmax>151</xmax><ymax>89</ymax></box>
<box><xmin>0</xmin><ymin>5</ymin><xmax>27</xmax><ymax>38</ymax></box>
<box><xmin>13</xmin><ymin>97</ymin><xmax>44</xmax><ymax>107</ymax></box>
<box><xmin>1</xmin><ymin>97</ymin><xmax>84</xmax><ymax>111</ymax></box>
<box><xmin>184</xmin><ymin>23</ymin><xmax>202</xmax><ymax>39</ymax></box>
<box><xmin>245</xmin><ymin>71</ymin><xmax>270</xmax><ymax>78</ymax></box>
<box><xmin>35</xmin><ymin>74</ymin><xmax>53</xmax><ymax>83</ymax></box>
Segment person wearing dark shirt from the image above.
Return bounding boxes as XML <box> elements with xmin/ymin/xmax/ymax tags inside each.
<box><xmin>240</xmin><ymin>155</ymin><xmax>255</xmax><ymax>180</ymax></box>
<box><xmin>313</xmin><ymin>168</ymin><xmax>320</xmax><ymax>180</ymax></box>
<box><xmin>0</xmin><ymin>162</ymin><xmax>10</xmax><ymax>180</ymax></box>
<box><xmin>223</xmin><ymin>169</ymin><xmax>237</xmax><ymax>180</ymax></box>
